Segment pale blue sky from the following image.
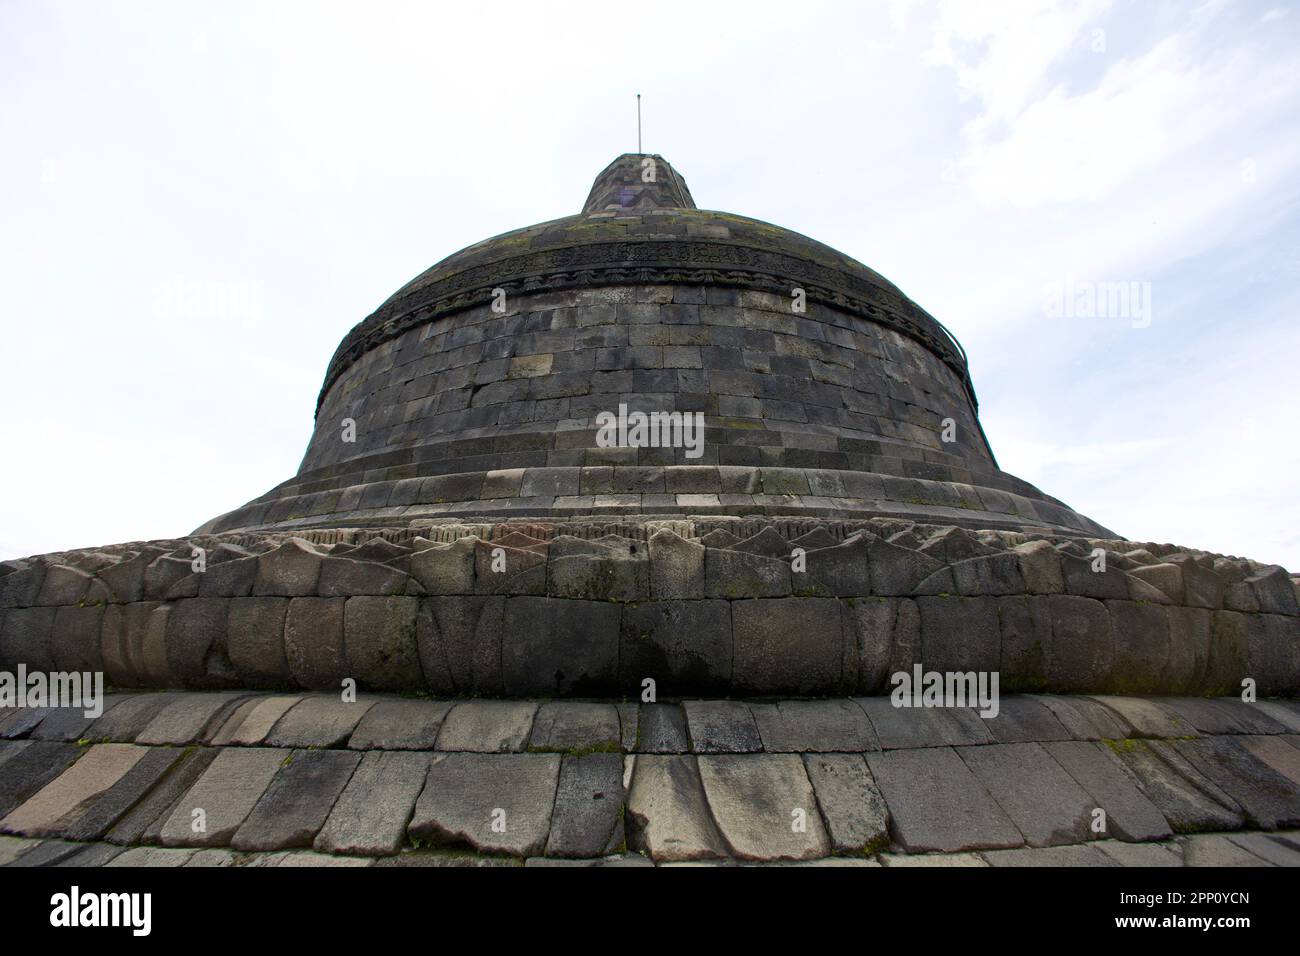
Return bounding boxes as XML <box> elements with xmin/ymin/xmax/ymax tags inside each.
<box><xmin>2</xmin><ymin>0</ymin><xmax>1297</xmax><ymax>569</ymax></box>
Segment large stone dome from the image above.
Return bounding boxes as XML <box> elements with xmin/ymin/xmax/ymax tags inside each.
<box><xmin>197</xmin><ymin>154</ymin><xmax>1111</xmax><ymax>538</ymax></box>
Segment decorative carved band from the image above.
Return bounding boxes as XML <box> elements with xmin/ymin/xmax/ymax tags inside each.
<box><xmin>316</xmin><ymin>238</ymin><xmax>977</xmax><ymax>415</ymax></box>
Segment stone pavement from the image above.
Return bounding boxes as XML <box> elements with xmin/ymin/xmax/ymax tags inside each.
<box><xmin>2</xmin><ymin>691</ymin><xmax>1299</xmax><ymax>866</ymax></box>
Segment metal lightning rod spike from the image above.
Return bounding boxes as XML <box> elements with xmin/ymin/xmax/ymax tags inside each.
<box><xmin>637</xmin><ymin>94</ymin><xmax>642</xmax><ymax>154</ymax></box>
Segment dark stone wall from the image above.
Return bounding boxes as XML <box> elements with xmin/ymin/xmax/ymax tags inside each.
<box><xmin>304</xmin><ymin>284</ymin><xmax>992</xmax><ymax>486</ymax></box>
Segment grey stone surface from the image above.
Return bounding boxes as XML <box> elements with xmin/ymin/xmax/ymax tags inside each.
<box><xmin>1110</xmin><ymin>739</ymin><xmax>1245</xmax><ymax>833</ymax></box>
<box><xmin>636</xmin><ymin>703</ymin><xmax>690</xmax><ymax>753</ymax></box>
<box><xmin>105</xmin><ymin>747</ymin><xmax>219</xmax><ymax>846</ymax></box>
<box><xmin>982</xmin><ymin>844</ymin><xmax>1115</xmax><ymax>867</ymax></box>
<box><xmin>164</xmin><ymin>598</ymin><xmax>233</xmax><ymax>689</ymax></box>
<box><xmin>1</xmin><ymin>743</ymin><xmax>147</xmax><ymax>837</ymax></box>
<box><xmin>917</xmin><ymin>595</ymin><xmax>1000</xmax><ymax>673</ymax></box>
<box><xmin>0</xmin><ymin>741</ymin><xmax>80</xmax><ymax>818</ymax></box>
<box><xmin>649</xmin><ymin>529</ymin><xmax>705</xmax><ymax>599</ymax></box>
<box><xmin>527</xmin><ymin>702</ymin><xmax>620</xmax><ymax>753</ymax></box>
<box><xmin>1182</xmin><ymin>833</ymin><xmax>1273</xmax><ymax>867</ymax></box>
<box><xmin>283</xmin><ymin>597</ymin><xmax>347</xmax><ymax>690</ymax></box>
<box><xmin>501</xmin><ymin>597</ymin><xmax>619</xmax><ymax>695</ymax></box>
<box><xmin>135</xmin><ymin>692</ymin><xmax>247</xmax><ymax>745</ymax></box>
<box><xmin>619</xmin><ymin>600</ymin><xmax>731</xmax><ymax>694</ymax></box>
<box><xmin>960</xmin><ymin>742</ymin><xmax>1096</xmax><ymax>847</ymax></box>
<box><xmin>705</xmin><ymin>548</ymin><xmax>791</xmax><ymax>599</ymax></box>
<box><xmin>545</xmin><ymin>752</ymin><xmax>625</xmax><ymax>857</ymax></box>
<box><xmin>1170</xmin><ymin>736</ymin><xmax>1300</xmax><ymax>828</ymax></box>
<box><xmin>226</xmin><ymin>596</ymin><xmax>291</xmax><ymax>688</ymax></box>
<box><xmin>732</xmin><ymin>598</ymin><xmax>841</xmax><ymax>695</ymax></box>
<box><xmin>698</xmin><ymin>754</ymin><xmax>829</xmax><ymax>861</ymax></box>
<box><xmin>1237</xmin><ymin>734</ymin><xmax>1300</xmax><ymax>787</ymax></box>
<box><xmin>107</xmin><ymin>846</ymin><xmax>198</xmax><ymax>867</ymax></box>
<box><xmin>11</xmin><ymin>839</ymin><xmax>93</xmax><ymax>867</ymax></box>
<box><xmin>436</xmin><ymin>701</ymin><xmax>537</xmax><ymax>753</ymax></box>
<box><xmin>348</xmin><ymin>699</ymin><xmax>452</xmax><ymax>750</ymax></box>
<box><xmin>232</xmin><ymin>749</ymin><xmax>362</xmax><ymax>851</ymax></box>
<box><xmin>1046</xmin><ymin>595</ymin><xmax>1114</xmax><ymax>692</ymax></box>
<box><xmin>1029</xmin><ymin>694</ymin><xmax>1132</xmax><ymax>740</ymax></box>
<box><xmin>865</xmin><ymin>747</ymin><xmax>1022</xmax><ymax>852</ymax></box>
<box><xmin>344</xmin><ymin>595</ymin><xmax>421</xmax><ymax>690</ymax></box>
<box><xmin>265</xmin><ymin>696</ymin><xmax>375</xmax><ymax>748</ymax></box>
<box><xmin>211</xmin><ymin>695</ymin><xmax>301</xmax><ymax>745</ymax></box>
<box><xmin>626</xmin><ymin>754</ymin><xmax>727</xmax><ymax>861</ymax></box>
<box><xmin>983</xmin><ymin>696</ymin><xmax>1072</xmax><ymax>744</ymax></box>
<box><xmin>1225</xmin><ymin>831</ymin><xmax>1300</xmax><ymax>866</ymax></box>
<box><xmin>158</xmin><ymin>747</ymin><xmax>290</xmax><ymax>847</ymax></box>
<box><xmin>417</xmin><ymin>595</ymin><xmax>505</xmax><ymax>696</ymax></box>
<box><xmin>855</xmin><ymin>697</ymin><xmax>993</xmax><ymax>749</ymax></box>
<box><xmin>63</xmin><ymin>746</ymin><xmax>186</xmax><ymax>842</ymax></box>
<box><xmin>1043</xmin><ymin>740</ymin><xmax>1173</xmax><ymax>842</ymax></box>
<box><xmin>253</xmin><ymin>539</ymin><xmax>323</xmax><ymax>597</ymax></box>
<box><xmin>1094</xmin><ymin>840</ymin><xmax>1183</xmax><ymax>866</ymax></box>
<box><xmin>750</xmin><ymin>700</ymin><xmax>878</xmax><ymax>753</ymax></box>
<box><xmin>683</xmin><ymin>700</ymin><xmax>762</xmax><ymax>753</ymax></box>
<box><xmin>27</xmin><ymin>699</ymin><xmax>118</xmax><ymax>742</ymax></box>
<box><xmin>1088</xmin><ymin>696</ymin><xmax>1195</xmax><ymax>738</ymax></box>
<box><xmin>409</xmin><ymin>752</ymin><xmax>561</xmax><ymax>856</ymax></box>
<box><xmin>315</xmin><ymin>750</ymin><xmax>430</xmax><ymax>856</ymax></box>
<box><xmin>802</xmin><ymin>753</ymin><xmax>890</xmax><ymax>853</ymax></box>
<box><xmin>86</xmin><ymin>692</ymin><xmax>182</xmax><ymax>742</ymax></box>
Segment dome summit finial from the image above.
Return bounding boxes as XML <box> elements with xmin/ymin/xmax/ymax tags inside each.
<box><xmin>582</xmin><ymin>153</ymin><xmax>696</xmax><ymax>215</ymax></box>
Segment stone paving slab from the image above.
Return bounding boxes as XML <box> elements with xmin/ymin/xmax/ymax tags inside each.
<box><xmin>855</xmin><ymin>698</ymin><xmax>993</xmax><ymax>749</ymax></box>
<box><xmin>802</xmin><ymin>753</ymin><xmax>889</xmax><ymax>853</ymax></box>
<box><xmin>750</xmin><ymin>700</ymin><xmax>879</xmax><ymax>753</ymax></box>
<box><xmin>1087</xmin><ymin>696</ymin><xmax>1195</xmax><ymax>738</ymax></box>
<box><xmin>961</xmin><ymin>743</ymin><xmax>1096</xmax><ymax>847</ymax></box>
<box><xmin>528</xmin><ymin>702</ymin><xmax>620</xmax><ymax>753</ymax></box>
<box><xmin>158</xmin><ymin>747</ymin><xmax>290</xmax><ymax>847</ymax></box>
<box><xmin>1094</xmin><ymin>840</ymin><xmax>1183</xmax><ymax>866</ymax></box>
<box><xmin>865</xmin><ymin>747</ymin><xmax>1022</xmax><ymax>853</ymax></box>
<box><xmin>982</xmin><ymin>844</ymin><xmax>1116</xmax><ymax>867</ymax></box>
<box><xmin>1</xmin><ymin>743</ymin><xmax>148</xmax><ymax>837</ymax></box>
<box><xmin>683</xmin><ymin>700</ymin><xmax>761</xmax><ymax>753</ymax></box>
<box><xmin>626</xmin><ymin>754</ymin><xmax>727</xmax><ymax>861</ymax></box>
<box><xmin>211</xmin><ymin>695</ymin><xmax>302</xmax><ymax>745</ymax></box>
<box><xmin>1043</xmin><ymin>740</ymin><xmax>1173</xmax><ymax>842</ymax></box>
<box><xmin>1109</xmin><ymin>739</ymin><xmax>1245</xmax><ymax>833</ymax></box>
<box><xmin>635</xmin><ymin>703</ymin><xmax>689</xmax><ymax>753</ymax></box>
<box><xmin>105</xmin><ymin>747</ymin><xmax>219</xmax><ymax>846</ymax></box>
<box><xmin>545</xmin><ymin>752</ymin><xmax>624</xmax><ymax>857</ymax></box>
<box><xmin>1029</xmin><ymin>695</ymin><xmax>1131</xmax><ymax>740</ymax></box>
<box><xmin>698</xmin><ymin>754</ymin><xmax>830</xmax><ymax>861</ymax></box>
<box><xmin>1182</xmin><ymin>834</ymin><xmax>1274</xmax><ymax>866</ymax></box>
<box><xmin>30</xmin><ymin>697</ymin><xmax>128</xmax><ymax>741</ymax></box>
<box><xmin>983</xmin><ymin>697</ymin><xmax>1072</xmax><ymax>744</ymax></box>
<box><xmin>136</xmin><ymin>692</ymin><xmax>249</xmax><ymax>745</ymax></box>
<box><xmin>2</xmin><ymin>690</ymin><xmax>1299</xmax><ymax>867</ymax></box>
<box><xmin>0</xmin><ymin>741</ymin><xmax>80</xmax><ymax>818</ymax></box>
<box><xmin>266</xmin><ymin>696</ymin><xmax>376</xmax><ymax>748</ymax></box>
<box><xmin>89</xmin><ymin>692</ymin><xmax>184</xmax><ymax>742</ymax></box>
<box><xmin>1169</xmin><ymin>736</ymin><xmax>1300</xmax><ymax>828</ymax></box>
<box><xmin>409</xmin><ymin>752</ymin><xmax>560</xmax><ymax>856</ymax></box>
<box><xmin>1237</xmin><ymin>734</ymin><xmax>1300</xmax><ymax>787</ymax></box>
<box><xmin>348</xmin><ymin>699</ymin><xmax>452</xmax><ymax>750</ymax></box>
<box><xmin>232</xmin><ymin>749</ymin><xmax>362</xmax><ymax>851</ymax></box>
<box><xmin>435</xmin><ymin>701</ymin><xmax>537</xmax><ymax>753</ymax></box>
<box><xmin>315</xmin><ymin>751</ymin><xmax>431</xmax><ymax>856</ymax></box>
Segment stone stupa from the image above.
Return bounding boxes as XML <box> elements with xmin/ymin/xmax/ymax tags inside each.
<box><xmin>1</xmin><ymin>154</ymin><xmax>1298</xmax><ymax>867</ymax></box>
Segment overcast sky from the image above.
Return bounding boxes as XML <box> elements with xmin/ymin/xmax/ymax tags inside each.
<box><xmin>2</xmin><ymin>0</ymin><xmax>1298</xmax><ymax>570</ymax></box>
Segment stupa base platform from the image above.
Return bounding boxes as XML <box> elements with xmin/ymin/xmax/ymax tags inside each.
<box><xmin>2</xmin><ymin>691</ymin><xmax>1299</xmax><ymax>867</ymax></box>
<box><xmin>4</xmin><ymin>516</ymin><xmax>1298</xmax><ymax>699</ymax></box>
